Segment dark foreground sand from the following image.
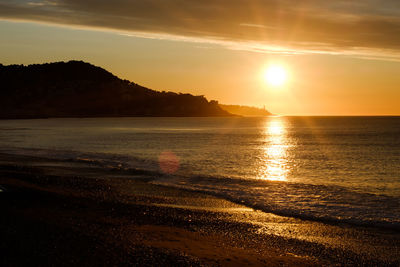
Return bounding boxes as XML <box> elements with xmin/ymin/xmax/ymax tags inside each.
<box><xmin>0</xmin><ymin>153</ymin><xmax>399</xmax><ymax>266</ymax></box>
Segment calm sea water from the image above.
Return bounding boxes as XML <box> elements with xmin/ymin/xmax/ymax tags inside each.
<box><xmin>0</xmin><ymin>117</ymin><xmax>399</xmax><ymax>228</ymax></box>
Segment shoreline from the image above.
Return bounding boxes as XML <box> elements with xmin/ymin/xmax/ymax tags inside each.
<box><xmin>1</xmin><ymin>153</ymin><xmax>399</xmax><ymax>266</ymax></box>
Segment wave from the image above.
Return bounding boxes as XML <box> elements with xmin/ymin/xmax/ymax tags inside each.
<box><xmin>0</xmin><ymin>147</ymin><xmax>161</xmax><ymax>175</ymax></box>
<box><xmin>2</xmin><ymin>147</ymin><xmax>400</xmax><ymax>230</ymax></box>
<box><xmin>153</xmin><ymin>175</ymin><xmax>400</xmax><ymax>231</ymax></box>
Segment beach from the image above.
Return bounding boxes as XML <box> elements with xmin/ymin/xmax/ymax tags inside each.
<box><xmin>1</xmin><ymin>152</ymin><xmax>399</xmax><ymax>266</ymax></box>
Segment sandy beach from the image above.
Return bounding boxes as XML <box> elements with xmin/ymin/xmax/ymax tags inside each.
<box><xmin>1</xmin><ymin>153</ymin><xmax>399</xmax><ymax>266</ymax></box>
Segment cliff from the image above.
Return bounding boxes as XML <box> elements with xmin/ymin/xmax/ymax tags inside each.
<box><xmin>219</xmin><ymin>104</ymin><xmax>272</xmax><ymax>117</ymax></box>
<box><xmin>0</xmin><ymin>61</ymin><xmax>232</xmax><ymax>119</ymax></box>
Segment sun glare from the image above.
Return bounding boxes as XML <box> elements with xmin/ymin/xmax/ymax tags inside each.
<box><xmin>264</xmin><ymin>65</ymin><xmax>287</xmax><ymax>87</ymax></box>
<box><xmin>257</xmin><ymin>118</ymin><xmax>290</xmax><ymax>182</ymax></box>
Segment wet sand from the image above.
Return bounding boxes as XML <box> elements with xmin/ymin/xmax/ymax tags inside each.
<box><xmin>0</xmin><ymin>153</ymin><xmax>399</xmax><ymax>266</ymax></box>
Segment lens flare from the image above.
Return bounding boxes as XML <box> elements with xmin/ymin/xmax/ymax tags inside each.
<box><xmin>158</xmin><ymin>151</ymin><xmax>180</xmax><ymax>174</ymax></box>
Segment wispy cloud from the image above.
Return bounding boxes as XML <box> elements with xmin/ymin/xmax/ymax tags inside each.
<box><xmin>1</xmin><ymin>0</ymin><xmax>400</xmax><ymax>59</ymax></box>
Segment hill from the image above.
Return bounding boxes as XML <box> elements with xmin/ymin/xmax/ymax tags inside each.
<box><xmin>0</xmin><ymin>61</ymin><xmax>233</xmax><ymax>119</ymax></box>
<box><xmin>220</xmin><ymin>104</ymin><xmax>272</xmax><ymax>116</ymax></box>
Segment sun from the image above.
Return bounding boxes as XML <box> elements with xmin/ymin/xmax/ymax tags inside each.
<box><xmin>264</xmin><ymin>65</ymin><xmax>287</xmax><ymax>87</ymax></box>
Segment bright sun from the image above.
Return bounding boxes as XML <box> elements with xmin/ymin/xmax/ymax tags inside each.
<box><xmin>264</xmin><ymin>65</ymin><xmax>287</xmax><ymax>87</ymax></box>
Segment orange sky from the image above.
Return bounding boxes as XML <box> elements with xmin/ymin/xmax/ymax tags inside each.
<box><xmin>0</xmin><ymin>0</ymin><xmax>400</xmax><ymax>115</ymax></box>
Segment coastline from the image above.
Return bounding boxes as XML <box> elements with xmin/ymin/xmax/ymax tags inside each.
<box><xmin>1</xmin><ymin>153</ymin><xmax>399</xmax><ymax>266</ymax></box>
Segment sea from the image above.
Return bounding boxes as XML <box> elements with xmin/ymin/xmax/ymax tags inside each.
<box><xmin>0</xmin><ymin>116</ymin><xmax>399</xmax><ymax>229</ymax></box>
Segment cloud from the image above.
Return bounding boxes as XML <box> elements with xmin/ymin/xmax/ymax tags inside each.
<box><xmin>1</xmin><ymin>0</ymin><xmax>400</xmax><ymax>59</ymax></box>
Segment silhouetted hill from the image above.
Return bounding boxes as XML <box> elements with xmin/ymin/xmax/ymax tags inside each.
<box><xmin>0</xmin><ymin>61</ymin><xmax>233</xmax><ymax>119</ymax></box>
<box><xmin>220</xmin><ymin>104</ymin><xmax>272</xmax><ymax>116</ymax></box>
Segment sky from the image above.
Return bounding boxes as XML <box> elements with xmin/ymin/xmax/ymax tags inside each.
<box><xmin>1</xmin><ymin>0</ymin><xmax>400</xmax><ymax>115</ymax></box>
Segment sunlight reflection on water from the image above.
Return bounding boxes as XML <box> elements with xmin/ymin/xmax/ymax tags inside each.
<box><xmin>258</xmin><ymin>118</ymin><xmax>290</xmax><ymax>181</ymax></box>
